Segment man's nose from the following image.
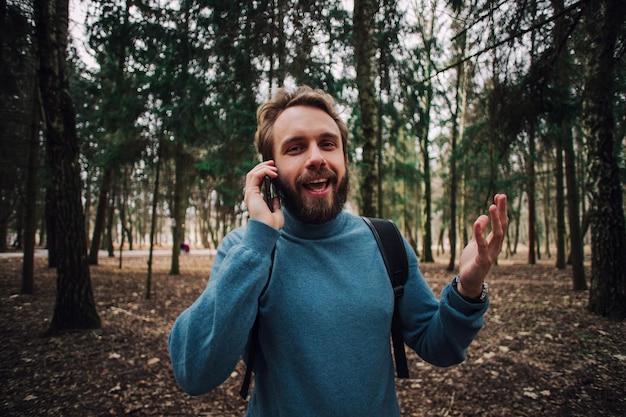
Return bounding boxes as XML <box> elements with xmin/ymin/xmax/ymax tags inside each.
<box><xmin>306</xmin><ymin>143</ymin><xmax>326</xmax><ymax>167</ymax></box>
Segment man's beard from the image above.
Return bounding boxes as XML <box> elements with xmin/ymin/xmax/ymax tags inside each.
<box><xmin>275</xmin><ymin>167</ymin><xmax>349</xmax><ymax>224</ymax></box>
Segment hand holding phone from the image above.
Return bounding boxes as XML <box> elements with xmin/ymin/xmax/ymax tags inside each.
<box><xmin>244</xmin><ymin>160</ymin><xmax>283</xmax><ymax>229</ymax></box>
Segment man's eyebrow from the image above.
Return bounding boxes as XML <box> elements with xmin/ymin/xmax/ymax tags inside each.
<box><xmin>280</xmin><ymin>136</ymin><xmax>305</xmax><ymax>148</ymax></box>
<box><xmin>318</xmin><ymin>132</ymin><xmax>340</xmax><ymax>140</ymax></box>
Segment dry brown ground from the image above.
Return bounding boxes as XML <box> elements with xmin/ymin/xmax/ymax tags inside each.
<box><xmin>1</xmin><ymin>250</ymin><xmax>625</xmax><ymax>416</ymax></box>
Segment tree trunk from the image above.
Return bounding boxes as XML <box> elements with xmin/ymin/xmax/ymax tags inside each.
<box><xmin>421</xmin><ymin>136</ymin><xmax>434</xmax><ymax>263</ymax></box>
<box><xmin>419</xmin><ymin>79</ymin><xmax>434</xmax><ymax>263</ymax></box>
<box><xmin>542</xmin><ymin>163</ymin><xmax>550</xmax><ymax>259</ymax></box>
<box><xmin>0</xmin><ymin>0</ymin><xmax>17</xmax><ymax>253</ymax></box>
<box><xmin>105</xmin><ymin>179</ymin><xmax>117</xmax><ymax>257</ymax></box>
<box><xmin>45</xmin><ymin>188</ymin><xmax>58</xmax><ymax>268</ymax></box>
<box><xmin>526</xmin><ymin>164</ymin><xmax>537</xmax><ymax>265</ymax></box>
<box><xmin>526</xmin><ymin>128</ymin><xmax>537</xmax><ymax>265</ymax></box>
<box><xmin>146</xmin><ymin>139</ymin><xmax>162</xmax><ymax>299</ymax></box>
<box><xmin>88</xmin><ymin>167</ymin><xmax>113</xmax><ymax>265</ymax></box>
<box><xmin>117</xmin><ymin>166</ymin><xmax>130</xmax><ymax>269</ymax></box>
<box><xmin>564</xmin><ymin>126</ymin><xmax>586</xmax><ymax>290</ymax></box>
<box><xmin>554</xmin><ymin>142</ymin><xmax>566</xmax><ymax>269</ymax></box>
<box><xmin>21</xmin><ymin>71</ymin><xmax>41</xmax><ymax>294</ymax></box>
<box><xmin>353</xmin><ymin>0</ymin><xmax>379</xmax><ymax>217</ymax></box>
<box><xmin>170</xmin><ymin>142</ymin><xmax>190</xmax><ymax>275</ymax></box>
<box><xmin>35</xmin><ymin>0</ymin><xmax>100</xmax><ymax>334</ymax></box>
<box><xmin>551</xmin><ymin>0</ymin><xmax>585</xmax><ymax>287</ymax></box>
<box><xmin>446</xmin><ymin>61</ymin><xmax>462</xmax><ymax>271</ymax></box>
<box><xmin>583</xmin><ymin>0</ymin><xmax>626</xmax><ymax>319</ymax></box>
<box><xmin>22</xmin><ymin>78</ymin><xmax>41</xmax><ymax>294</ymax></box>
<box><xmin>376</xmin><ymin>91</ymin><xmax>384</xmax><ymax>217</ymax></box>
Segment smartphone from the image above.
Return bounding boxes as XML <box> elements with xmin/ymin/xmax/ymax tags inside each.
<box><xmin>263</xmin><ymin>175</ymin><xmax>274</xmax><ymax>212</ymax></box>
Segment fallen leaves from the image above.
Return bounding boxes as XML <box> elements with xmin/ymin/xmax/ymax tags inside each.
<box><xmin>1</xmin><ymin>254</ymin><xmax>625</xmax><ymax>416</ymax></box>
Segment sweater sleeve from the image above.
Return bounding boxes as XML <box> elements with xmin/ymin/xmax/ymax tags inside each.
<box><xmin>400</xmin><ymin>240</ymin><xmax>488</xmax><ymax>367</ymax></box>
<box><xmin>167</xmin><ymin>220</ymin><xmax>280</xmax><ymax>395</ymax></box>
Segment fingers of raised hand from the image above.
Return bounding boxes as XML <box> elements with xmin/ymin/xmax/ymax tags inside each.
<box><xmin>245</xmin><ymin>162</ymin><xmax>276</xmax><ymax>195</ymax></box>
<box><xmin>484</xmin><ymin>194</ymin><xmax>508</xmax><ymax>259</ymax></box>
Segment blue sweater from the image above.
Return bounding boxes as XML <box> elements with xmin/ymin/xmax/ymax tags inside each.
<box><xmin>168</xmin><ymin>210</ymin><xmax>488</xmax><ymax>416</ymax></box>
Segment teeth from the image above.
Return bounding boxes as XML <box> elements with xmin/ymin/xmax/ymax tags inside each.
<box><xmin>309</xmin><ymin>178</ymin><xmax>327</xmax><ymax>184</ymax></box>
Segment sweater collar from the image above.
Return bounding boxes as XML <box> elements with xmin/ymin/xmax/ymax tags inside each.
<box><xmin>282</xmin><ymin>209</ymin><xmax>349</xmax><ymax>240</ymax></box>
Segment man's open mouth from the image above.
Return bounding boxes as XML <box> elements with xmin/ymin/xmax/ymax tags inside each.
<box><xmin>303</xmin><ymin>178</ymin><xmax>329</xmax><ymax>192</ymax></box>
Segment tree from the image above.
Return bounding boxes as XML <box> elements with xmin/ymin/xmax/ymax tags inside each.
<box><xmin>22</xmin><ymin>0</ymin><xmax>622</xmax><ymax>314</ymax></box>
<box><xmin>446</xmin><ymin>31</ymin><xmax>466</xmax><ymax>271</ymax></box>
<box><xmin>0</xmin><ymin>1</ymin><xmax>42</xmax><ymax>293</ymax></box>
<box><xmin>22</xmin><ymin>62</ymin><xmax>41</xmax><ymax>295</ymax></box>
<box><xmin>0</xmin><ymin>1</ymin><xmax>33</xmax><ymax>254</ymax></box>
<box><xmin>549</xmin><ymin>0</ymin><xmax>586</xmax><ymax>289</ymax></box>
<box><xmin>354</xmin><ymin>0</ymin><xmax>379</xmax><ymax>217</ymax></box>
<box><xmin>553</xmin><ymin>128</ymin><xmax>566</xmax><ymax>269</ymax></box>
<box><xmin>414</xmin><ymin>1</ymin><xmax>437</xmax><ymax>263</ymax></box>
<box><xmin>146</xmin><ymin>136</ymin><xmax>163</xmax><ymax>299</ymax></box>
<box><xmin>34</xmin><ymin>0</ymin><xmax>100</xmax><ymax>334</ymax></box>
<box><xmin>582</xmin><ymin>0</ymin><xmax>626</xmax><ymax>319</ymax></box>
<box><xmin>525</xmin><ymin>0</ymin><xmax>539</xmax><ymax>266</ymax></box>
<box><xmin>85</xmin><ymin>0</ymin><xmax>147</xmax><ymax>265</ymax></box>
<box><xmin>398</xmin><ymin>0</ymin><xmax>439</xmax><ymax>262</ymax></box>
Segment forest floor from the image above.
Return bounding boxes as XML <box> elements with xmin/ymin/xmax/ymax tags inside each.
<box><xmin>1</xmin><ymin>249</ymin><xmax>625</xmax><ymax>416</ymax></box>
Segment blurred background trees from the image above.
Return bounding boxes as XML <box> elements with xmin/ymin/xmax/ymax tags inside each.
<box><xmin>2</xmin><ymin>0</ymin><xmax>625</xmax><ymax>321</ymax></box>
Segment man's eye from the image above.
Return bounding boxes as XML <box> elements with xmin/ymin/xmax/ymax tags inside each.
<box><xmin>287</xmin><ymin>145</ymin><xmax>304</xmax><ymax>154</ymax></box>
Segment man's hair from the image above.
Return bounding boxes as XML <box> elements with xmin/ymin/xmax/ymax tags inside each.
<box><xmin>254</xmin><ymin>86</ymin><xmax>349</xmax><ymax>161</ymax></box>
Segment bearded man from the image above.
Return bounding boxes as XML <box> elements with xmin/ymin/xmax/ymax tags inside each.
<box><xmin>168</xmin><ymin>86</ymin><xmax>508</xmax><ymax>417</ymax></box>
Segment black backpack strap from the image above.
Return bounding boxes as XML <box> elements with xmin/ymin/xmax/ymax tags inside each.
<box><xmin>239</xmin><ymin>315</ymin><xmax>259</xmax><ymax>399</ymax></box>
<box><xmin>363</xmin><ymin>217</ymin><xmax>410</xmax><ymax>379</ymax></box>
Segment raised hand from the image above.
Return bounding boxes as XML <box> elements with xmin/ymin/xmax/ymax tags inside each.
<box><xmin>457</xmin><ymin>194</ymin><xmax>508</xmax><ymax>298</ymax></box>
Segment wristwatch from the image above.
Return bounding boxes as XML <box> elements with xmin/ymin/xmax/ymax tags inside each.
<box><xmin>452</xmin><ymin>275</ymin><xmax>488</xmax><ymax>303</ymax></box>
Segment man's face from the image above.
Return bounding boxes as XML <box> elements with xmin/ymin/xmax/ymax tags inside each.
<box><xmin>272</xmin><ymin>105</ymin><xmax>349</xmax><ymax>224</ymax></box>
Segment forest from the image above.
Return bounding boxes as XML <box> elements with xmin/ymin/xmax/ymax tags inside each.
<box><xmin>1</xmin><ymin>0</ymin><xmax>626</xmax><ymax>415</ymax></box>
<box><xmin>1</xmin><ymin>0</ymin><xmax>626</xmax><ymax>340</ymax></box>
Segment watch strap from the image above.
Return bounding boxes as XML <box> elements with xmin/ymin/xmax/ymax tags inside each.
<box><xmin>452</xmin><ymin>275</ymin><xmax>488</xmax><ymax>303</ymax></box>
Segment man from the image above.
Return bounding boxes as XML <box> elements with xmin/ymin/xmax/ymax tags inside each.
<box><xmin>168</xmin><ymin>86</ymin><xmax>508</xmax><ymax>416</ymax></box>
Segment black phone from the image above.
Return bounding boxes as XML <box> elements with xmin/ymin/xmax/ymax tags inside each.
<box><xmin>263</xmin><ymin>175</ymin><xmax>274</xmax><ymax>212</ymax></box>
